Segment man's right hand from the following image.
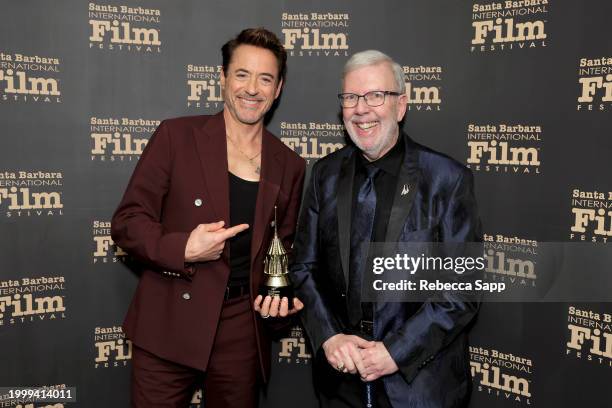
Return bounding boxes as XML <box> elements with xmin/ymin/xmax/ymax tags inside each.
<box><xmin>322</xmin><ymin>333</ymin><xmax>374</xmax><ymax>376</ymax></box>
<box><xmin>184</xmin><ymin>221</ymin><xmax>249</xmax><ymax>262</ymax></box>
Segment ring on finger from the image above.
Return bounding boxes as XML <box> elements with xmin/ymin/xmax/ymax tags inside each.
<box><xmin>261</xmin><ymin>314</ymin><xmax>270</xmax><ymax>319</ymax></box>
<box><xmin>336</xmin><ymin>361</ymin><xmax>344</xmax><ymax>371</ymax></box>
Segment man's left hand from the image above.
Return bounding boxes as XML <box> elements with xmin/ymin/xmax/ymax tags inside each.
<box><xmin>254</xmin><ymin>295</ymin><xmax>304</xmax><ymax>318</ymax></box>
<box><xmin>359</xmin><ymin>341</ymin><xmax>399</xmax><ymax>381</ymax></box>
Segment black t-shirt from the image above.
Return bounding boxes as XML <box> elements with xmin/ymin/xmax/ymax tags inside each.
<box><xmin>228</xmin><ymin>172</ymin><xmax>259</xmax><ymax>286</ymax></box>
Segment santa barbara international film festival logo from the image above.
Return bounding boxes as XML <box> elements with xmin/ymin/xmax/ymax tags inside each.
<box><xmin>465</xmin><ymin>123</ymin><xmax>541</xmax><ymax>175</ymax></box>
<box><xmin>0</xmin><ymin>275</ymin><xmax>67</xmax><ymax>327</ymax></box>
<box><xmin>570</xmin><ymin>188</ymin><xmax>612</xmax><ymax>243</ymax></box>
<box><xmin>92</xmin><ymin>220</ymin><xmax>128</xmax><ymax>264</ymax></box>
<box><xmin>576</xmin><ymin>56</ymin><xmax>612</xmax><ymax>112</ymax></box>
<box><xmin>0</xmin><ymin>51</ymin><xmax>61</xmax><ymax>103</ymax></box>
<box><xmin>279</xmin><ymin>121</ymin><xmax>344</xmax><ymax>164</ymax></box>
<box><xmin>90</xmin><ymin>116</ymin><xmax>159</xmax><ymax>162</ymax></box>
<box><xmin>566</xmin><ymin>305</ymin><xmax>612</xmax><ymax>368</ymax></box>
<box><xmin>278</xmin><ymin>325</ymin><xmax>312</xmax><ymax>364</ymax></box>
<box><xmin>402</xmin><ymin>65</ymin><xmax>442</xmax><ymax>112</ymax></box>
<box><xmin>0</xmin><ymin>171</ymin><xmax>64</xmax><ymax>218</ymax></box>
<box><xmin>483</xmin><ymin>232</ymin><xmax>537</xmax><ymax>288</ymax></box>
<box><xmin>94</xmin><ymin>324</ymin><xmax>132</xmax><ymax>368</ymax></box>
<box><xmin>469</xmin><ymin>345</ymin><xmax>533</xmax><ymax>404</ymax></box>
<box><xmin>281</xmin><ymin>12</ymin><xmax>349</xmax><ymax>57</ymax></box>
<box><xmin>187</xmin><ymin>64</ymin><xmax>223</xmax><ymax>110</ymax></box>
<box><xmin>88</xmin><ymin>2</ymin><xmax>161</xmax><ymax>53</ymax></box>
<box><xmin>470</xmin><ymin>1</ymin><xmax>548</xmax><ymax>53</ymax></box>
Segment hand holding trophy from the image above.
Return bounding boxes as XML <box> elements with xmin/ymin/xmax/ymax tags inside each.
<box><xmin>254</xmin><ymin>206</ymin><xmax>304</xmax><ymax>318</ymax></box>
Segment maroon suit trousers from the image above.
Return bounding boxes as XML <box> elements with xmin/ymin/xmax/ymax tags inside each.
<box><xmin>131</xmin><ymin>295</ymin><xmax>259</xmax><ymax>408</ymax></box>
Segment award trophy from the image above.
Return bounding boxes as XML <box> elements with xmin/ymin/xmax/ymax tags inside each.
<box><xmin>260</xmin><ymin>206</ymin><xmax>293</xmax><ymax>303</ymax></box>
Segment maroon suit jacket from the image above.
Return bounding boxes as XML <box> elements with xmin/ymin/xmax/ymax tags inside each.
<box><xmin>111</xmin><ymin>112</ymin><xmax>306</xmax><ymax>381</ymax></box>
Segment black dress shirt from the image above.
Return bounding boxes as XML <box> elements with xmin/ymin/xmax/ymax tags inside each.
<box><xmin>351</xmin><ymin>136</ymin><xmax>404</xmax><ymax>322</ymax></box>
<box><xmin>352</xmin><ymin>136</ymin><xmax>404</xmax><ymax>243</ymax></box>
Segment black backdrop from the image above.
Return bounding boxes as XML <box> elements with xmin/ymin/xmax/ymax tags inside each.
<box><xmin>1</xmin><ymin>1</ymin><xmax>611</xmax><ymax>407</ymax></box>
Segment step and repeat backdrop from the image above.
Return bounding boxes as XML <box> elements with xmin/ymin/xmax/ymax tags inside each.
<box><xmin>1</xmin><ymin>1</ymin><xmax>611</xmax><ymax>407</ymax></box>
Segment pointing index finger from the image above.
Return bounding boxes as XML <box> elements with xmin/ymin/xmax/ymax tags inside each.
<box><xmin>218</xmin><ymin>224</ymin><xmax>249</xmax><ymax>240</ymax></box>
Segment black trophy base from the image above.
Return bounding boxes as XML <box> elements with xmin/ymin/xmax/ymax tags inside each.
<box><xmin>260</xmin><ymin>285</ymin><xmax>294</xmax><ymax>305</ymax></box>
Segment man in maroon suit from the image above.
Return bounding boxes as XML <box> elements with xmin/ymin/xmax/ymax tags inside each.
<box><xmin>111</xmin><ymin>28</ymin><xmax>305</xmax><ymax>408</ymax></box>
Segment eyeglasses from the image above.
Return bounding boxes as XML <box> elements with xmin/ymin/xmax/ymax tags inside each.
<box><xmin>337</xmin><ymin>90</ymin><xmax>401</xmax><ymax>108</ymax></box>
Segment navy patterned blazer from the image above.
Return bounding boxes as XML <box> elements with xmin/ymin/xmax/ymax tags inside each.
<box><xmin>290</xmin><ymin>133</ymin><xmax>482</xmax><ymax>408</ymax></box>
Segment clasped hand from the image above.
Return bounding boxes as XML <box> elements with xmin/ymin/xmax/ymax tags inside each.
<box><xmin>322</xmin><ymin>334</ymin><xmax>399</xmax><ymax>382</ymax></box>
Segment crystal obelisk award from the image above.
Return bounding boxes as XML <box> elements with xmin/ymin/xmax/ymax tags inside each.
<box><xmin>260</xmin><ymin>206</ymin><xmax>293</xmax><ymax>303</ymax></box>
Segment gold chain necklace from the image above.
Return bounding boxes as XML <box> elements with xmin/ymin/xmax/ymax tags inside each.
<box><xmin>227</xmin><ymin>134</ymin><xmax>262</xmax><ymax>174</ymax></box>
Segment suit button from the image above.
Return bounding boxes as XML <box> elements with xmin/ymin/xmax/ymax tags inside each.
<box><xmin>182</xmin><ymin>292</ymin><xmax>191</xmax><ymax>300</ymax></box>
<box><xmin>341</xmin><ymin>293</ymin><xmax>346</xmax><ymax>297</ymax></box>
<box><xmin>194</xmin><ymin>198</ymin><xmax>203</xmax><ymax>207</ymax></box>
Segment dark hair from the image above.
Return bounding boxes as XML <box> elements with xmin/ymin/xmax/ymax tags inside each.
<box><xmin>221</xmin><ymin>27</ymin><xmax>287</xmax><ymax>83</ymax></box>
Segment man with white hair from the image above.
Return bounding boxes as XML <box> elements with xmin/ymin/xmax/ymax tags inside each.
<box><xmin>291</xmin><ymin>50</ymin><xmax>481</xmax><ymax>407</ymax></box>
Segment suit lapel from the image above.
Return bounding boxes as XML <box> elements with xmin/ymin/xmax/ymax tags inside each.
<box><xmin>337</xmin><ymin>150</ymin><xmax>356</xmax><ymax>290</ymax></box>
<box><xmin>384</xmin><ymin>134</ymin><xmax>420</xmax><ymax>243</ymax></box>
<box><xmin>193</xmin><ymin>112</ymin><xmax>229</xmax><ymax>224</ymax></box>
<box><xmin>250</xmin><ymin>129</ymin><xmax>283</xmax><ymax>261</ymax></box>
